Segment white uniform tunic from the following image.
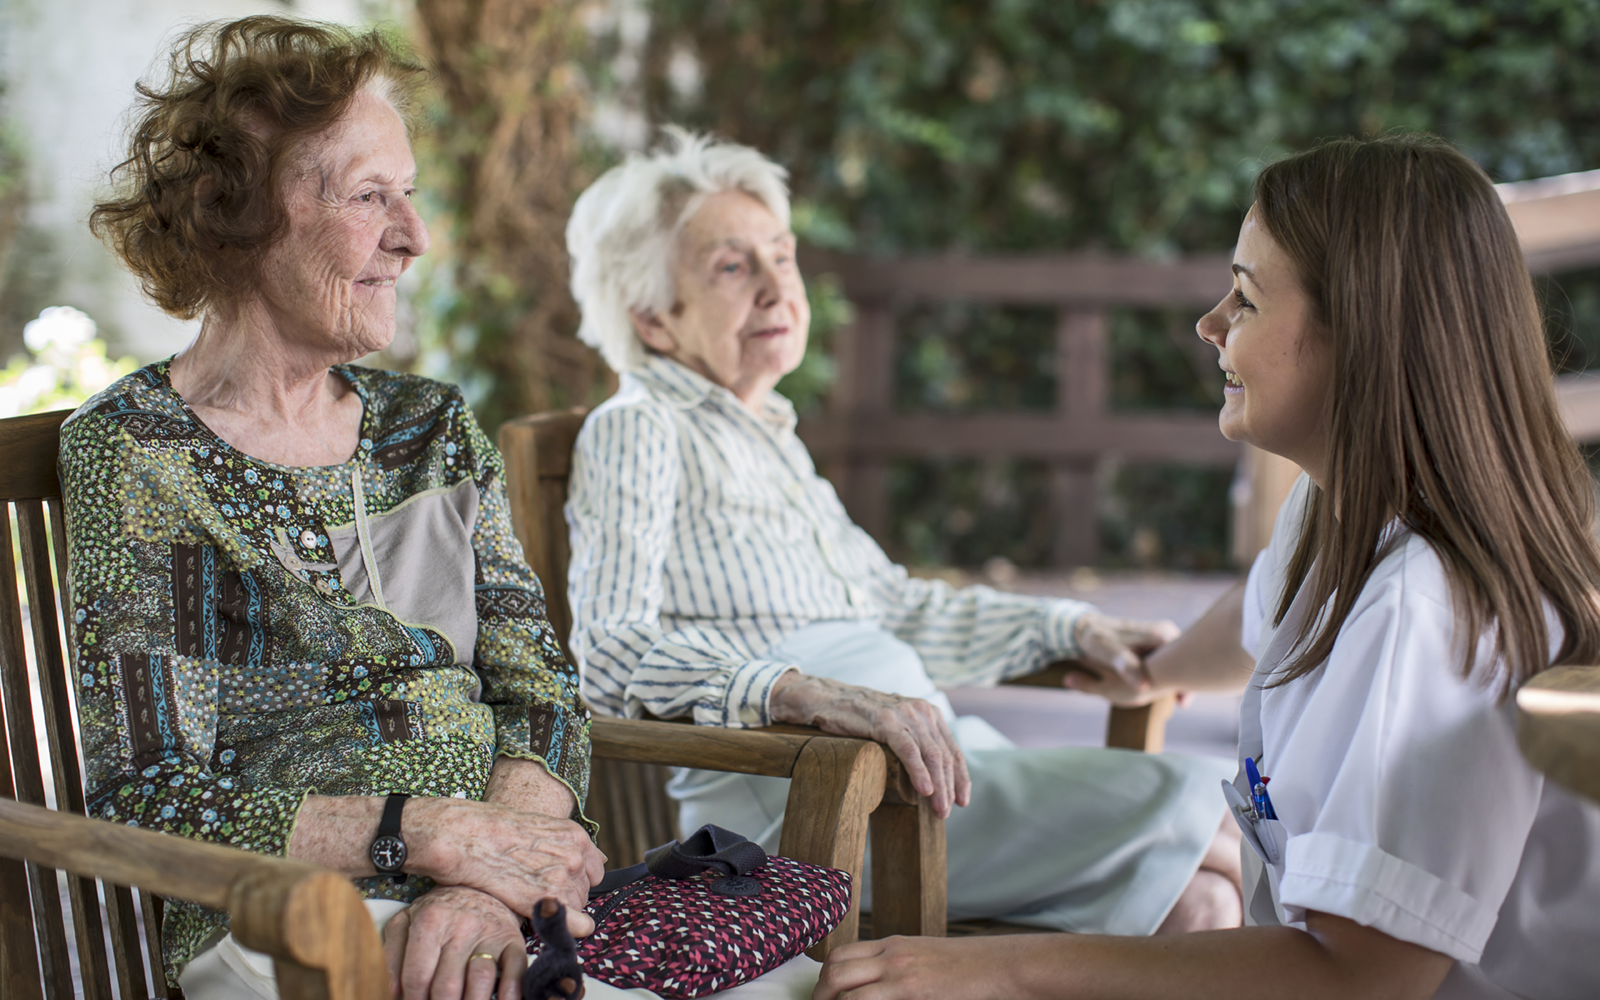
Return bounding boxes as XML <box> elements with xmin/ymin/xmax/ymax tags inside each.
<box><xmin>1237</xmin><ymin>475</ymin><xmax>1600</xmax><ymax>998</ymax></box>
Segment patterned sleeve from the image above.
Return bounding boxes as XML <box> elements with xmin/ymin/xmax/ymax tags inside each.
<box><xmin>60</xmin><ymin>408</ymin><xmax>307</xmax><ymax>856</ymax></box>
<box><xmin>565</xmin><ymin>404</ymin><xmax>796</xmax><ymax>728</ymax></box>
<box><xmin>461</xmin><ymin>411</ymin><xmax>594</xmax><ymax>820</ymax></box>
<box><xmin>864</xmin><ymin>561</ymin><xmax>1095</xmax><ymax>686</ymax></box>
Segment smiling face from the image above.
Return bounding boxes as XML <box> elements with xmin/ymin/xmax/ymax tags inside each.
<box><xmin>253</xmin><ymin>86</ymin><xmax>429</xmax><ymax>362</ymax></box>
<box><xmin>633</xmin><ymin>190</ymin><xmax>809</xmax><ymax>408</ymax></box>
<box><xmin>1196</xmin><ymin>206</ymin><xmax>1334</xmax><ymax>482</ymax></box>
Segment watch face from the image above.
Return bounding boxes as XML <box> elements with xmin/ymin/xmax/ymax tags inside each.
<box><xmin>371</xmin><ymin>835</ymin><xmax>407</xmax><ymax>872</ymax></box>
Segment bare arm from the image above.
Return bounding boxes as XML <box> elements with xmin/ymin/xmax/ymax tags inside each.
<box><xmin>1063</xmin><ymin>581</ymin><xmax>1255</xmax><ymax>705</ymax></box>
<box><xmin>816</xmin><ymin>911</ymin><xmax>1452</xmax><ymax>1000</ymax></box>
<box><xmin>1142</xmin><ymin>579</ymin><xmax>1255</xmax><ymax>693</ymax></box>
<box><xmin>483</xmin><ymin>755</ymin><xmax>579</xmax><ymax>817</ymax></box>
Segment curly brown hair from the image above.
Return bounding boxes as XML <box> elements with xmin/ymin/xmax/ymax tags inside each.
<box><xmin>90</xmin><ymin>16</ymin><xmax>426</xmax><ymax>319</ymax></box>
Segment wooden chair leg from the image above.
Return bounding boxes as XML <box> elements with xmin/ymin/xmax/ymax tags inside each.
<box><xmin>1106</xmin><ymin>694</ymin><xmax>1177</xmax><ymax>752</ymax></box>
<box><xmin>777</xmin><ymin>738</ymin><xmax>886</xmax><ymax>959</ymax></box>
<box><xmin>866</xmin><ymin>761</ymin><xmax>947</xmax><ymax>940</ymax></box>
<box><xmin>0</xmin><ymin>853</ymin><xmax>43</xmax><ymax>1000</ymax></box>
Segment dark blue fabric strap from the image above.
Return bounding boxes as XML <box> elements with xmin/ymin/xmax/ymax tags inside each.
<box><xmin>589</xmin><ymin>825</ymin><xmax>767</xmax><ymax>897</ymax></box>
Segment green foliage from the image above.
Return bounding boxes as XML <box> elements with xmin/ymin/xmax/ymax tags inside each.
<box><xmin>624</xmin><ymin>1</ymin><xmax>1600</xmax><ymax>568</ymax></box>
<box><xmin>1109</xmin><ymin>308</ymin><xmax>1223</xmax><ymax>413</ymax></box>
<box><xmin>889</xmin><ymin>457</ymin><xmax>1053</xmax><ymax>567</ymax></box>
<box><xmin>895</xmin><ymin>304</ymin><xmax>1055</xmax><ymax>413</ymax></box>
<box><xmin>1100</xmin><ymin>464</ymin><xmax>1234</xmax><ymax>570</ymax></box>
<box><xmin>644</xmin><ymin>0</ymin><xmax>1600</xmax><ymax>259</ymax></box>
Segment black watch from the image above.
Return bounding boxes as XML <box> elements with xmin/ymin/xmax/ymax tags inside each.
<box><xmin>369</xmin><ymin>793</ymin><xmax>410</xmax><ymax>884</ymax></box>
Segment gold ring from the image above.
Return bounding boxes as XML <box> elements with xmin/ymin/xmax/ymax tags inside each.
<box><xmin>469</xmin><ymin>952</ymin><xmax>497</xmax><ymax>963</ymax></box>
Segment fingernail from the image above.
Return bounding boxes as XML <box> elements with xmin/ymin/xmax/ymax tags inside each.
<box><xmin>540</xmin><ymin>898</ymin><xmax>559</xmax><ymax>918</ymax></box>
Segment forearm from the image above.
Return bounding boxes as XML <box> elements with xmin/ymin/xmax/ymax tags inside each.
<box><xmin>484</xmin><ymin>755</ymin><xmax>577</xmax><ymax>818</ymax></box>
<box><xmin>1142</xmin><ymin>580</ymin><xmax>1255</xmax><ymax>694</ymax></box>
<box><xmin>285</xmin><ymin>793</ymin><xmax>495</xmax><ymax>881</ymax></box>
<box><xmin>290</xmin><ymin>789</ymin><xmax>605</xmax><ymax>920</ymax></box>
<box><xmin>286</xmin><ymin>793</ymin><xmax>401</xmax><ymax>876</ymax></box>
<box><xmin>880</xmin><ymin>573</ymin><xmax>1091</xmax><ymax>684</ymax></box>
<box><xmin>995</xmin><ymin>920</ymin><xmax>1446</xmax><ymax>1000</ymax></box>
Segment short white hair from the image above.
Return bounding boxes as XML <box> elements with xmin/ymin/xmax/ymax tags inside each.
<box><xmin>567</xmin><ymin>126</ymin><xmax>792</xmax><ymax>373</ymax></box>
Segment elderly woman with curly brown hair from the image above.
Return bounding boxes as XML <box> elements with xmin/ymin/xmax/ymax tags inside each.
<box><xmin>62</xmin><ymin>16</ymin><xmax>735</xmax><ymax>1000</ymax></box>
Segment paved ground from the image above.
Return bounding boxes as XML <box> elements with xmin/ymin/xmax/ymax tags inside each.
<box><xmin>938</xmin><ymin>569</ymin><xmax>1243</xmax><ymax>763</ymax></box>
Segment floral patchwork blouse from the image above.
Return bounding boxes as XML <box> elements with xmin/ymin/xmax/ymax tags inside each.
<box><xmin>59</xmin><ymin>361</ymin><xmax>591</xmax><ymax>977</ymax></box>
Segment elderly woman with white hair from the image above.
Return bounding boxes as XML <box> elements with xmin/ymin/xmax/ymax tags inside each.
<box><xmin>563</xmin><ymin>129</ymin><xmax>1241</xmax><ymax>936</ymax></box>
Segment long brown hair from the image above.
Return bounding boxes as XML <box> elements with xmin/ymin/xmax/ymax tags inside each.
<box><xmin>1257</xmin><ymin>135</ymin><xmax>1600</xmax><ymax>693</ymax></box>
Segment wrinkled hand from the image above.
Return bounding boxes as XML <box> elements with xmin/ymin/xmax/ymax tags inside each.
<box><xmin>384</xmin><ymin>885</ymin><xmax>529</xmax><ymax>1000</ymax></box>
<box><xmin>405</xmin><ymin>797</ymin><xmax>604</xmax><ymax>937</ymax></box>
<box><xmin>770</xmin><ymin>673</ymin><xmax>970</xmax><ymax>818</ymax></box>
<box><xmin>1061</xmin><ymin>613</ymin><xmax>1184</xmax><ymax>707</ymax></box>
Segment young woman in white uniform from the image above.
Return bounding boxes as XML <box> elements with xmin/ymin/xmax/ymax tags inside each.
<box><xmin>815</xmin><ymin>135</ymin><xmax>1600</xmax><ymax>1000</ymax></box>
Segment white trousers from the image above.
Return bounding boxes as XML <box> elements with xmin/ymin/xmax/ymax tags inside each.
<box><xmin>178</xmin><ymin>899</ymin><xmax>821</xmax><ymax>1000</ymax></box>
<box><xmin>672</xmin><ymin>621</ymin><xmax>1233</xmax><ymax>935</ymax></box>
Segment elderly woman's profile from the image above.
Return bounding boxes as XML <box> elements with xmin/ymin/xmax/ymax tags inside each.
<box><xmin>64</xmin><ymin>17</ymin><xmax>812</xmax><ymax>1000</ymax></box>
<box><xmin>563</xmin><ymin>130</ymin><xmax>1242</xmax><ymax>939</ymax></box>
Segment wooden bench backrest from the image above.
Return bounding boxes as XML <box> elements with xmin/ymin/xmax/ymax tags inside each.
<box><xmin>0</xmin><ymin>408</ymin><xmax>171</xmax><ymax>1000</ymax></box>
<box><xmin>498</xmin><ymin>408</ymin><xmax>681</xmax><ymax>867</ymax></box>
<box><xmin>499</xmin><ymin>408</ymin><xmax>588</xmax><ymax>662</ymax></box>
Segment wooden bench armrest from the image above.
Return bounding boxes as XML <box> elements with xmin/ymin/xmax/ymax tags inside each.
<box><xmin>0</xmin><ymin>799</ymin><xmax>386</xmax><ymax>1000</ymax></box>
<box><xmin>1002</xmin><ymin>661</ymin><xmax>1178</xmax><ymax>752</ymax></box>
<box><xmin>590</xmin><ymin>717</ymin><xmax>815</xmax><ymax>776</ymax></box>
<box><xmin>1517</xmin><ymin>665</ymin><xmax>1600</xmax><ymax>804</ymax></box>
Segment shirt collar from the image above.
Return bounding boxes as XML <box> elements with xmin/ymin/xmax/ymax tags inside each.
<box><xmin>630</xmin><ymin>354</ymin><xmax>797</xmax><ymax>430</ymax></box>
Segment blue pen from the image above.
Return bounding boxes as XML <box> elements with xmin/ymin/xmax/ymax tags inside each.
<box><xmin>1245</xmin><ymin>756</ymin><xmax>1278</xmax><ymax>820</ymax></box>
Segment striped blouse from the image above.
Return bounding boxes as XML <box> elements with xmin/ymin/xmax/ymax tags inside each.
<box><xmin>565</xmin><ymin>355</ymin><xmax>1092</xmax><ymax>728</ymax></box>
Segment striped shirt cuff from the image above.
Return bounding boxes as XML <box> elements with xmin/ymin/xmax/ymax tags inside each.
<box><xmin>701</xmin><ymin>659</ymin><xmax>798</xmax><ymax>729</ymax></box>
<box><xmin>1043</xmin><ymin>598</ymin><xmax>1096</xmax><ymax>659</ymax></box>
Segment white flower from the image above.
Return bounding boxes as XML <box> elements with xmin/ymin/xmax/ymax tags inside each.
<box><xmin>23</xmin><ymin>306</ymin><xmax>97</xmax><ymax>353</ymax></box>
<box><xmin>3</xmin><ymin>306</ymin><xmax>136</xmax><ymax>416</ymax></box>
<box><xmin>15</xmin><ymin>365</ymin><xmax>57</xmax><ymax>400</ymax></box>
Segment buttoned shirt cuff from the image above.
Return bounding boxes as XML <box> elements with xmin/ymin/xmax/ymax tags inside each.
<box><xmin>1277</xmin><ymin>832</ymin><xmax>1497</xmax><ymax>963</ymax></box>
<box><xmin>1043</xmin><ymin>598</ymin><xmax>1096</xmax><ymax>659</ymax></box>
<box><xmin>699</xmin><ymin>659</ymin><xmax>798</xmax><ymax>729</ymax></box>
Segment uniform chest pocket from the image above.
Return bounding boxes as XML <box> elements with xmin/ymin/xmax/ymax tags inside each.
<box><xmin>1222</xmin><ymin>779</ymin><xmax>1286</xmax><ymax>866</ymax></box>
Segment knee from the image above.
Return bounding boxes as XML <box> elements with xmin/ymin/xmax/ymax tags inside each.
<box><xmin>1156</xmin><ymin>870</ymin><xmax>1242</xmax><ymax>935</ymax></box>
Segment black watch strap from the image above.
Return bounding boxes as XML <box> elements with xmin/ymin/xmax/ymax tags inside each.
<box><xmin>370</xmin><ymin>793</ymin><xmax>410</xmax><ymax>884</ymax></box>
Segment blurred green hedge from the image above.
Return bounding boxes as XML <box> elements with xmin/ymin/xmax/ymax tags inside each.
<box><xmin>615</xmin><ymin>0</ymin><xmax>1600</xmax><ymax>568</ymax></box>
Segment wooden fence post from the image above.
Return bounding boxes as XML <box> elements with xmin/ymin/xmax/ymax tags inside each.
<box><xmin>831</xmin><ymin>302</ymin><xmax>896</xmax><ymax>543</ymax></box>
<box><xmin>1051</xmin><ymin>307</ymin><xmax>1108</xmax><ymax>566</ymax></box>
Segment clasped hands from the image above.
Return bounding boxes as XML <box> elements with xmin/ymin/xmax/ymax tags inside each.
<box><xmin>379</xmin><ymin>793</ymin><xmax>605</xmax><ymax>1000</ymax></box>
<box><xmin>768</xmin><ymin>612</ymin><xmax>1180</xmax><ymax>819</ymax></box>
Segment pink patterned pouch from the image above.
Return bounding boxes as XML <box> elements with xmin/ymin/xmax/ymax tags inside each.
<box><xmin>527</xmin><ymin>825</ymin><xmax>852</xmax><ymax>999</ymax></box>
